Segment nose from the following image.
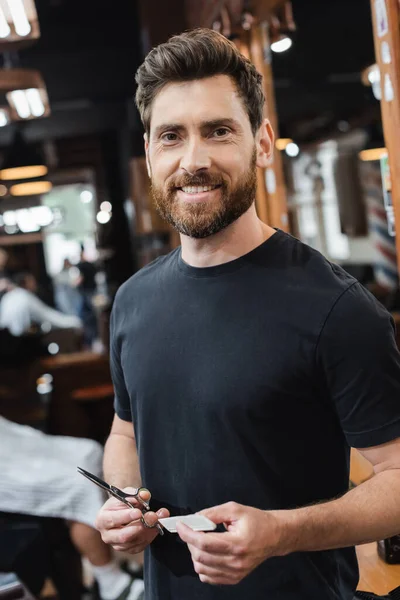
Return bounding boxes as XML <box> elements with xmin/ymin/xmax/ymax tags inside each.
<box><xmin>180</xmin><ymin>138</ymin><xmax>211</xmax><ymax>175</ymax></box>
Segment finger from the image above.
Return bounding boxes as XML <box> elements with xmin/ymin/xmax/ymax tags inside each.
<box><xmin>97</xmin><ymin>508</ymin><xmax>143</xmax><ymax>530</ymax></box>
<box><xmin>142</xmin><ymin>508</ymin><xmax>170</xmax><ymax>528</ymax></box>
<box><xmin>122</xmin><ymin>487</ymin><xmax>151</xmax><ymax>504</ymax></box>
<box><xmin>198</xmin><ymin>502</ymin><xmax>241</xmax><ymax>526</ymax></box>
<box><xmin>138</xmin><ymin>489</ymin><xmax>151</xmax><ymax>502</ymax></box>
<box><xmin>188</xmin><ymin>543</ymin><xmax>234</xmax><ymax>569</ymax></box>
<box><xmin>198</xmin><ymin>572</ymin><xmax>236</xmax><ymax>585</ymax></box>
<box><xmin>102</xmin><ymin>523</ymin><xmax>153</xmax><ymax>546</ymax></box>
<box><xmin>176</xmin><ymin>522</ymin><xmax>233</xmax><ymax>554</ymax></box>
<box><xmin>193</xmin><ymin>561</ymin><xmax>234</xmax><ymax>582</ymax></box>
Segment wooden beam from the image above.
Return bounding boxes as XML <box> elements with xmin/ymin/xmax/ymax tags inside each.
<box><xmin>248</xmin><ymin>23</ymin><xmax>289</xmax><ymax>230</ymax></box>
<box><xmin>0</xmin><ymin>68</ymin><xmax>45</xmax><ymax>92</ymax></box>
<box><xmin>370</xmin><ymin>0</ymin><xmax>400</xmax><ymax>271</ymax></box>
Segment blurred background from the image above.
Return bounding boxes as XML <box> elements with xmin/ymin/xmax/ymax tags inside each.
<box><xmin>1</xmin><ymin>0</ymin><xmax>400</xmax><ymax>598</ymax></box>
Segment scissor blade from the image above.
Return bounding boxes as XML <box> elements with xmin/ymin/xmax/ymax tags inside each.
<box><xmin>77</xmin><ymin>466</ymin><xmax>113</xmax><ymax>494</ymax></box>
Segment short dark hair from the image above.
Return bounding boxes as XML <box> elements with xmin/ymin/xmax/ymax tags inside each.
<box><xmin>135</xmin><ymin>28</ymin><xmax>265</xmax><ymax>136</ymax></box>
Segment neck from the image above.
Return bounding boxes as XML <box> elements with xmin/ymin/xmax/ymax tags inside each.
<box><xmin>179</xmin><ymin>204</ymin><xmax>276</xmax><ymax>268</ymax></box>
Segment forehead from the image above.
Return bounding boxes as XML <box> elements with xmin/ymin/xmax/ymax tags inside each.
<box><xmin>149</xmin><ymin>75</ymin><xmax>250</xmax><ymax>132</ymax></box>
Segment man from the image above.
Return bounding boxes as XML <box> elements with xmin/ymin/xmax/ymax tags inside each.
<box><xmin>95</xmin><ymin>29</ymin><xmax>400</xmax><ymax>600</ymax></box>
<box><xmin>0</xmin><ymin>272</ymin><xmax>81</xmax><ymax>336</ymax></box>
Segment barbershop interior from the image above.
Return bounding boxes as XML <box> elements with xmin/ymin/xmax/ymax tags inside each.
<box><xmin>1</xmin><ymin>0</ymin><xmax>400</xmax><ymax>599</ymax></box>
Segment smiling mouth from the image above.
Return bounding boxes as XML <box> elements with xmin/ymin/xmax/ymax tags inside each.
<box><xmin>177</xmin><ymin>185</ymin><xmax>221</xmax><ymax>194</ymax></box>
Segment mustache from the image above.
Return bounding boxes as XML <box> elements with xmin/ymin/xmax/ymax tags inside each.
<box><xmin>168</xmin><ymin>174</ymin><xmax>224</xmax><ymax>190</ymax></box>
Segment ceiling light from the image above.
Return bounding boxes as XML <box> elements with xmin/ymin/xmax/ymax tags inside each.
<box><xmin>0</xmin><ymin>130</ymin><xmax>48</xmax><ymax>180</ymax></box>
<box><xmin>100</xmin><ymin>201</ymin><xmax>112</xmax><ymax>212</ymax></box>
<box><xmin>10</xmin><ymin>180</ymin><xmax>52</xmax><ymax>196</ymax></box>
<box><xmin>0</xmin><ymin>0</ymin><xmax>40</xmax><ymax>45</ymax></box>
<box><xmin>7</xmin><ymin>0</ymin><xmax>31</xmax><ymax>36</ymax></box>
<box><xmin>0</xmin><ymin>6</ymin><xmax>10</xmax><ymax>38</ymax></box>
<box><xmin>276</xmin><ymin>138</ymin><xmax>293</xmax><ymax>151</ymax></box>
<box><xmin>48</xmin><ymin>342</ymin><xmax>59</xmax><ymax>355</ymax></box>
<box><xmin>3</xmin><ymin>210</ymin><xmax>17</xmax><ymax>225</ymax></box>
<box><xmin>80</xmin><ymin>190</ymin><xmax>93</xmax><ymax>203</ymax></box>
<box><xmin>7</xmin><ymin>87</ymin><xmax>47</xmax><ymax>120</ymax></box>
<box><xmin>0</xmin><ymin>107</ymin><xmax>10</xmax><ymax>126</ymax></box>
<box><xmin>285</xmin><ymin>142</ymin><xmax>300</xmax><ymax>157</ymax></box>
<box><xmin>359</xmin><ymin>148</ymin><xmax>387</xmax><ymax>162</ymax></box>
<box><xmin>271</xmin><ymin>36</ymin><xmax>292</xmax><ymax>53</ymax></box>
<box><xmin>0</xmin><ymin>184</ymin><xmax>7</xmax><ymax>196</ymax></box>
<box><xmin>96</xmin><ymin>210</ymin><xmax>111</xmax><ymax>224</ymax></box>
<box><xmin>16</xmin><ymin>208</ymin><xmax>40</xmax><ymax>232</ymax></box>
<box><xmin>30</xmin><ymin>206</ymin><xmax>53</xmax><ymax>226</ymax></box>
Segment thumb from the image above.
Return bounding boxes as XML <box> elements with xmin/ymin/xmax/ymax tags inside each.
<box><xmin>198</xmin><ymin>502</ymin><xmax>242</xmax><ymax>525</ymax></box>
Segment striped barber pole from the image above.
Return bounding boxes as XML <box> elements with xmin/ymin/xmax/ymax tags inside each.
<box><xmin>361</xmin><ymin>162</ymin><xmax>398</xmax><ymax>290</ymax></box>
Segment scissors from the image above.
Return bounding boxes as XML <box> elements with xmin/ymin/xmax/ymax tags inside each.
<box><xmin>77</xmin><ymin>466</ymin><xmax>164</xmax><ymax>536</ymax></box>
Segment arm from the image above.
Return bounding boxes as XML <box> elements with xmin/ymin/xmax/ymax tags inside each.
<box><xmin>29</xmin><ymin>294</ymin><xmax>82</xmax><ymax>330</ymax></box>
<box><xmin>274</xmin><ymin>437</ymin><xmax>400</xmax><ymax>555</ymax></box>
<box><xmin>177</xmin><ymin>441</ymin><xmax>400</xmax><ymax>586</ymax></box>
<box><xmin>96</xmin><ymin>296</ymin><xmax>169</xmax><ymax>553</ymax></box>
<box><xmin>103</xmin><ymin>414</ymin><xmax>142</xmax><ymax>489</ymax></box>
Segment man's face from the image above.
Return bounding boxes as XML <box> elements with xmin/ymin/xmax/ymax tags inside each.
<box><xmin>145</xmin><ymin>75</ymin><xmax>273</xmax><ymax>239</ymax></box>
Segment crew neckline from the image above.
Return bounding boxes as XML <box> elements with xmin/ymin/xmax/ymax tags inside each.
<box><xmin>176</xmin><ymin>229</ymin><xmax>285</xmax><ymax>278</ymax></box>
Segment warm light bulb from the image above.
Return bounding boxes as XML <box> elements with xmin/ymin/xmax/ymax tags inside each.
<box><xmin>276</xmin><ymin>138</ymin><xmax>293</xmax><ymax>151</ymax></box>
<box><xmin>0</xmin><ymin>165</ymin><xmax>48</xmax><ymax>180</ymax></box>
<box><xmin>10</xmin><ymin>181</ymin><xmax>52</xmax><ymax>196</ymax></box>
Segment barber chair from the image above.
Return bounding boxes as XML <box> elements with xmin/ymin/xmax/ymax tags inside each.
<box><xmin>0</xmin><ymin>573</ymin><xmax>35</xmax><ymax>600</ymax></box>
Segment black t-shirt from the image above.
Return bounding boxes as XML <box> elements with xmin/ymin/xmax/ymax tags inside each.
<box><xmin>111</xmin><ymin>230</ymin><xmax>400</xmax><ymax>600</ymax></box>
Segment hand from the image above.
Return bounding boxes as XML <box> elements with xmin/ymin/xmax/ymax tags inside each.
<box><xmin>95</xmin><ymin>487</ymin><xmax>170</xmax><ymax>554</ymax></box>
<box><xmin>176</xmin><ymin>501</ymin><xmax>283</xmax><ymax>586</ymax></box>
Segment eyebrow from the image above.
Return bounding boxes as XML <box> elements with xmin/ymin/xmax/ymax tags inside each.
<box><xmin>152</xmin><ymin>118</ymin><xmax>241</xmax><ymax>139</ymax></box>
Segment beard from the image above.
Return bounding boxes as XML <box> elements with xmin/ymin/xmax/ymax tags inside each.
<box><xmin>150</xmin><ymin>149</ymin><xmax>257</xmax><ymax>239</ymax></box>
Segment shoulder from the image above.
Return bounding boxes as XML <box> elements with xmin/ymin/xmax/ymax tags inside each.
<box><xmin>112</xmin><ymin>249</ymin><xmax>179</xmax><ymax>319</ymax></box>
<box><xmin>2</xmin><ymin>287</ymin><xmax>32</xmax><ymax>305</ymax></box>
<box><xmin>277</xmin><ymin>232</ymin><xmax>358</xmax><ymax>308</ymax></box>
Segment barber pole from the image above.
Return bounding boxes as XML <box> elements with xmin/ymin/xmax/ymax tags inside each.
<box><xmin>362</xmin><ymin>162</ymin><xmax>398</xmax><ymax>290</ymax></box>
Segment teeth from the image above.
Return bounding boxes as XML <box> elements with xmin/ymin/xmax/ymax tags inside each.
<box><xmin>181</xmin><ymin>186</ymin><xmax>216</xmax><ymax>194</ymax></box>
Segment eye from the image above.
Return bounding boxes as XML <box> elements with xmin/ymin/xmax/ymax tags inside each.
<box><xmin>212</xmin><ymin>128</ymin><xmax>230</xmax><ymax>138</ymax></box>
<box><xmin>161</xmin><ymin>132</ymin><xmax>178</xmax><ymax>143</ymax></box>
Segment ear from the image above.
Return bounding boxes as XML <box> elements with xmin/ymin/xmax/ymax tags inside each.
<box><xmin>144</xmin><ymin>133</ymin><xmax>151</xmax><ymax>178</ymax></box>
<box><xmin>255</xmin><ymin>119</ymin><xmax>274</xmax><ymax>169</ymax></box>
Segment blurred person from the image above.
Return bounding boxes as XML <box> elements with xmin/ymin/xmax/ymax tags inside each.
<box><xmin>0</xmin><ymin>248</ymin><xmax>11</xmax><ymax>301</ymax></box>
<box><xmin>0</xmin><ymin>272</ymin><xmax>82</xmax><ymax>336</ymax></box>
<box><xmin>77</xmin><ymin>249</ymin><xmax>99</xmax><ymax>347</ymax></box>
<box><xmin>95</xmin><ymin>29</ymin><xmax>400</xmax><ymax>600</ymax></box>
<box><xmin>0</xmin><ymin>416</ymin><xmax>144</xmax><ymax>600</ymax></box>
<box><xmin>54</xmin><ymin>258</ymin><xmax>81</xmax><ymax>316</ymax></box>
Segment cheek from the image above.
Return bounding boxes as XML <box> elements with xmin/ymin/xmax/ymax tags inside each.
<box><xmin>150</xmin><ymin>152</ymin><xmax>177</xmax><ymax>185</ymax></box>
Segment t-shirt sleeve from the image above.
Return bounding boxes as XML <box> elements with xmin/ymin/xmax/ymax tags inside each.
<box><xmin>110</xmin><ymin>296</ymin><xmax>132</xmax><ymax>422</ymax></box>
<box><xmin>316</xmin><ymin>281</ymin><xmax>400</xmax><ymax>448</ymax></box>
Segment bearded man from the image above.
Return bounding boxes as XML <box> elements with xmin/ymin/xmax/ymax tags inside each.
<box><xmin>95</xmin><ymin>29</ymin><xmax>400</xmax><ymax>600</ymax></box>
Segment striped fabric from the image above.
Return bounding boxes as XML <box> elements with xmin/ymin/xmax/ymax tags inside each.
<box><xmin>362</xmin><ymin>162</ymin><xmax>398</xmax><ymax>291</ymax></box>
<box><xmin>0</xmin><ymin>416</ymin><xmax>106</xmax><ymax>527</ymax></box>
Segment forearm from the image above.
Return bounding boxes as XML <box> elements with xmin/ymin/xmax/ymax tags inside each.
<box><xmin>103</xmin><ymin>432</ymin><xmax>142</xmax><ymax>489</ymax></box>
<box><xmin>275</xmin><ymin>469</ymin><xmax>400</xmax><ymax>555</ymax></box>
